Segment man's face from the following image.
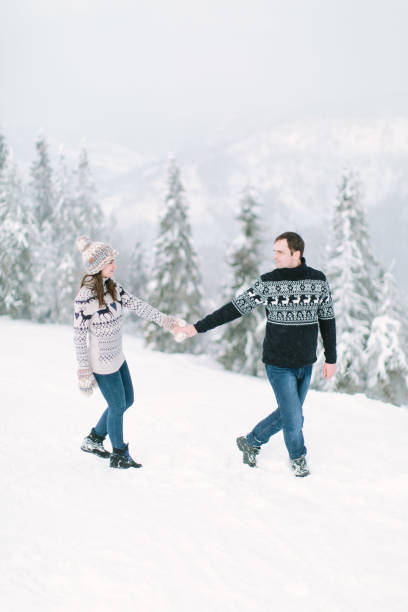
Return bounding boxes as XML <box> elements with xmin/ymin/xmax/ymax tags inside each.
<box><xmin>273</xmin><ymin>239</ymin><xmax>301</xmax><ymax>269</ymax></box>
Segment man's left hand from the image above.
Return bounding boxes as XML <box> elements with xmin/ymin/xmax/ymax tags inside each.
<box><xmin>323</xmin><ymin>362</ymin><xmax>336</xmax><ymax>380</ymax></box>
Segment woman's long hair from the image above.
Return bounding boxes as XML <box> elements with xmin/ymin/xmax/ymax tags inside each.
<box><xmin>80</xmin><ymin>271</ymin><xmax>118</xmax><ymax>307</ymax></box>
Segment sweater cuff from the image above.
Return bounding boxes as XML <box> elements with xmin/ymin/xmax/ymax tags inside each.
<box><xmin>194</xmin><ymin>320</ymin><xmax>206</xmax><ymax>333</ymax></box>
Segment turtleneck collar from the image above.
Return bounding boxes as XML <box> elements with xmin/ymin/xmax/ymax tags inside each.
<box><xmin>276</xmin><ymin>256</ymin><xmax>306</xmax><ymax>274</ymax></box>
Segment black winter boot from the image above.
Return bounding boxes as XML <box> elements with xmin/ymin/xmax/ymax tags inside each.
<box><xmin>236</xmin><ymin>436</ymin><xmax>260</xmax><ymax>468</ymax></box>
<box><xmin>81</xmin><ymin>428</ymin><xmax>110</xmax><ymax>458</ymax></box>
<box><xmin>110</xmin><ymin>444</ymin><xmax>142</xmax><ymax>469</ymax></box>
<box><xmin>290</xmin><ymin>455</ymin><xmax>310</xmax><ymax>477</ymax></box>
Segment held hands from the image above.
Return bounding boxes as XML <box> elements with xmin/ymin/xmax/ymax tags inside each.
<box><xmin>78</xmin><ymin>367</ymin><xmax>97</xmax><ymax>396</ymax></box>
<box><xmin>323</xmin><ymin>362</ymin><xmax>336</xmax><ymax>380</ymax></box>
<box><xmin>162</xmin><ymin>316</ymin><xmax>197</xmax><ymax>343</ymax></box>
<box><xmin>171</xmin><ymin>320</ymin><xmax>198</xmax><ymax>343</ymax></box>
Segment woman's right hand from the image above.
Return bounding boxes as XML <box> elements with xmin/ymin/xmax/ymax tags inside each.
<box><xmin>178</xmin><ymin>324</ymin><xmax>197</xmax><ymax>337</ymax></box>
<box><xmin>77</xmin><ymin>368</ymin><xmax>97</xmax><ymax>396</ymax></box>
<box><xmin>172</xmin><ymin>322</ymin><xmax>197</xmax><ymax>342</ymax></box>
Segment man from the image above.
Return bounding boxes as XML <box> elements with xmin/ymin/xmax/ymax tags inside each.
<box><xmin>178</xmin><ymin>231</ymin><xmax>336</xmax><ymax>477</ymax></box>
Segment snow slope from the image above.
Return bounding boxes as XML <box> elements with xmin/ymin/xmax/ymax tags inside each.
<box><xmin>1</xmin><ymin>317</ymin><xmax>407</xmax><ymax>612</ymax></box>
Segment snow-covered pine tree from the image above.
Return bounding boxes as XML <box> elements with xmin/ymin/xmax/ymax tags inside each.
<box><xmin>0</xmin><ymin>146</ymin><xmax>11</xmax><ymax>314</ymax></box>
<box><xmin>0</xmin><ymin>132</ymin><xmax>8</xmax><ymax>177</ymax></box>
<box><xmin>217</xmin><ymin>187</ymin><xmax>264</xmax><ymax>376</ymax></box>
<box><xmin>0</xmin><ymin>132</ymin><xmax>8</xmax><ymax>304</ymax></box>
<box><xmin>312</xmin><ymin>168</ymin><xmax>382</xmax><ymax>393</ymax></box>
<box><xmin>29</xmin><ymin>134</ymin><xmax>57</xmax><ymax>322</ymax></box>
<box><xmin>53</xmin><ymin>147</ymin><xmax>79</xmax><ymax>323</ymax></box>
<box><xmin>30</xmin><ymin>134</ymin><xmax>54</xmax><ymax>230</ymax></box>
<box><xmin>127</xmin><ymin>241</ymin><xmax>148</xmax><ymax>297</ymax></box>
<box><xmin>0</xmin><ymin>138</ymin><xmax>7</xmax><ymax>313</ymax></box>
<box><xmin>145</xmin><ymin>156</ymin><xmax>202</xmax><ymax>353</ymax></box>
<box><xmin>365</xmin><ymin>270</ymin><xmax>408</xmax><ymax>406</ymax></box>
<box><xmin>123</xmin><ymin>241</ymin><xmax>149</xmax><ymax>335</ymax></box>
<box><xmin>0</xmin><ymin>156</ymin><xmax>33</xmax><ymax>318</ymax></box>
<box><xmin>74</xmin><ymin>142</ymin><xmax>104</xmax><ymax>239</ymax></box>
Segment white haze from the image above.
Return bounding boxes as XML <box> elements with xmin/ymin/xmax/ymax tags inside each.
<box><xmin>1</xmin><ymin>0</ymin><xmax>408</xmax><ymax>153</ymax></box>
<box><xmin>1</xmin><ymin>0</ymin><xmax>407</xmax><ymax>294</ymax></box>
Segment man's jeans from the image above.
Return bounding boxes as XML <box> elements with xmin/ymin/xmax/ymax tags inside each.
<box><xmin>246</xmin><ymin>364</ymin><xmax>313</xmax><ymax>460</ymax></box>
<box><xmin>93</xmin><ymin>361</ymin><xmax>134</xmax><ymax>450</ymax></box>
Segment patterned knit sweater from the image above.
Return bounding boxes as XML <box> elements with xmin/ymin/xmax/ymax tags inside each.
<box><xmin>74</xmin><ymin>280</ymin><xmax>169</xmax><ymax>375</ymax></box>
<box><xmin>194</xmin><ymin>259</ymin><xmax>336</xmax><ymax>368</ymax></box>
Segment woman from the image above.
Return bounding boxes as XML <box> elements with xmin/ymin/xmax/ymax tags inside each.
<box><xmin>74</xmin><ymin>235</ymin><xmax>179</xmax><ymax>470</ymax></box>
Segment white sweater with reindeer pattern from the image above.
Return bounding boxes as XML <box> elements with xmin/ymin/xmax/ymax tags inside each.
<box><xmin>74</xmin><ymin>280</ymin><xmax>169</xmax><ymax>375</ymax></box>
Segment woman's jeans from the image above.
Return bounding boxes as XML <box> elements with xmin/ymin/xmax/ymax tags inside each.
<box><xmin>93</xmin><ymin>361</ymin><xmax>134</xmax><ymax>450</ymax></box>
<box><xmin>246</xmin><ymin>364</ymin><xmax>313</xmax><ymax>460</ymax></box>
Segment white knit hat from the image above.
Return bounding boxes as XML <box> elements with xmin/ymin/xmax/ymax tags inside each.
<box><xmin>76</xmin><ymin>235</ymin><xmax>118</xmax><ymax>275</ymax></box>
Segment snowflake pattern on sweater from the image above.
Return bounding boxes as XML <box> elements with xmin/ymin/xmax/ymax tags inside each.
<box><xmin>74</xmin><ymin>281</ymin><xmax>169</xmax><ymax>374</ymax></box>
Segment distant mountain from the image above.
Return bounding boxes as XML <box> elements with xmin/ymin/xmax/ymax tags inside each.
<box><xmin>90</xmin><ymin>117</ymin><xmax>408</xmax><ymax>295</ymax></box>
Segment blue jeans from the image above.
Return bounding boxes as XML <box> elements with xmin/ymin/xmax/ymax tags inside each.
<box><xmin>246</xmin><ymin>364</ymin><xmax>313</xmax><ymax>460</ymax></box>
<box><xmin>93</xmin><ymin>361</ymin><xmax>134</xmax><ymax>450</ymax></box>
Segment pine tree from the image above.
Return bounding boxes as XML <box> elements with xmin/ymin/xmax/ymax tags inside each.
<box><xmin>217</xmin><ymin>187</ymin><xmax>264</xmax><ymax>376</ymax></box>
<box><xmin>30</xmin><ymin>134</ymin><xmax>54</xmax><ymax>230</ymax></box>
<box><xmin>365</xmin><ymin>270</ymin><xmax>408</xmax><ymax>406</ymax></box>
<box><xmin>145</xmin><ymin>156</ymin><xmax>202</xmax><ymax>353</ymax></box>
<box><xmin>0</xmin><ymin>132</ymin><xmax>8</xmax><ymax>177</ymax></box>
<box><xmin>0</xmin><ymin>133</ymin><xmax>8</xmax><ymax>307</ymax></box>
<box><xmin>312</xmin><ymin>168</ymin><xmax>382</xmax><ymax>393</ymax></box>
<box><xmin>124</xmin><ymin>241</ymin><xmax>149</xmax><ymax>335</ymax></box>
<box><xmin>0</xmin><ymin>156</ymin><xmax>33</xmax><ymax>318</ymax></box>
<box><xmin>29</xmin><ymin>134</ymin><xmax>57</xmax><ymax>322</ymax></box>
<box><xmin>75</xmin><ymin>141</ymin><xmax>104</xmax><ymax>238</ymax></box>
<box><xmin>127</xmin><ymin>241</ymin><xmax>148</xmax><ymax>298</ymax></box>
<box><xmin>53</xmin><ymin>147</ymin><xmax>79</xmax><ymax>323</ymax></box>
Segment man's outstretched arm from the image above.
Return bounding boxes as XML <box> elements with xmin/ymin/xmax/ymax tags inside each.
<box><xmin>175</xmin><ymin>279</ymin><xmax>266</xmax><ymax>338</ymax></box>
<box><xmin>195</xmin><ymin>301</ymin><xmax>243</xmax><ymax>333</ymax></box>
<box><xmin>173</xmin><ymin>302</ymin><xmax>242</xmax><ymax>339</ymax></box>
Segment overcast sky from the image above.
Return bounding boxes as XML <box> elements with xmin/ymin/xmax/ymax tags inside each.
<box><xmin>1</xmin><ymin>0</ymin><xmax>408</xmax><ymax>157</ymax></box>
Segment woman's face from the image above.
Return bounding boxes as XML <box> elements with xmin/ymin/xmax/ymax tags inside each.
<box><xmin>101</xmin><ymin>260</ymin><xmax>117</xmax><ymax>278</ymax></box>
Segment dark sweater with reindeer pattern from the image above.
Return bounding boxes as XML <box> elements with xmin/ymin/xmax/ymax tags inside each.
<box><xmin>194</xmin><ymin>259</ymin><xmax>336</xmax><ymax>368</ymax></box>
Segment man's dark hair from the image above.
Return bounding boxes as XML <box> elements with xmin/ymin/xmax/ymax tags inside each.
<box><xmin>274</xmin><ymin>231</ymin><xmax>305</xmax><ymax>257</ymax></box>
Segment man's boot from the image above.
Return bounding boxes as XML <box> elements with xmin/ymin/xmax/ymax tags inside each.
<box><xmin>236</xmin><ymin>436</ymin><xmax>260</xmax><ymax>468</ymax></box>
<box><xmin>290</xmin><ymin>455</ymin><xmax>310</xmax><ymax>477</ymax></box>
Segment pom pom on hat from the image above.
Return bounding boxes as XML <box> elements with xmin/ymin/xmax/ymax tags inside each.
<box><xmin>76</xmin><ymin>235</ymin><xmax>92</xmax><ymax>254</ymax></box>
<box><xmin>76</xmin><ymin>235</ymin><xmax>118</xmax><ymax>275</ymax></box>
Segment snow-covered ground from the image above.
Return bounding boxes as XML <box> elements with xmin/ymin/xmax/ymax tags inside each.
<box><xmin>1</xmin><ymin>317</ymin><xmax>407</xmax><ymax>612</ymax></box>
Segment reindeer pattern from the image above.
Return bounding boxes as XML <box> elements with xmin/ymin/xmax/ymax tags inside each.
<box><xmin>232</xmin><ymin>278</ymin><xmax>334</xmax><ymax>326</ymax></box>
